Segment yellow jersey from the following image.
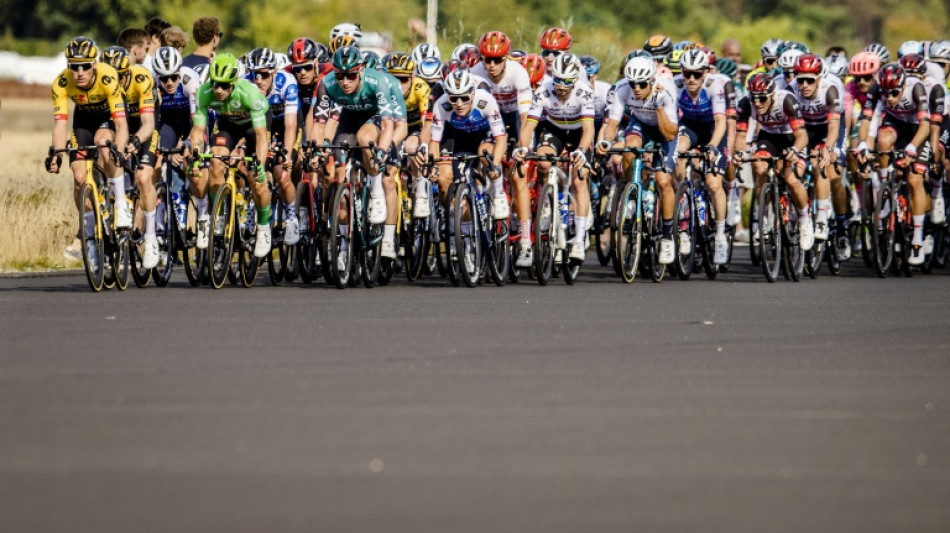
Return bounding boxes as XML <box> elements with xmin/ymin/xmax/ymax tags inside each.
<box><xmin>121</xmin><ymin>64</ymin><xmax>158</xmax><ymax>123</ymax></box>
<box><xmin>404</xmin><ymin>78</ymin><xmax>430</xmax><ymax>128</ymax></box>
<box><xmin>51</xmin><ymin>62</ymin><xmax>126</xmax><ymax>121</ymax></box>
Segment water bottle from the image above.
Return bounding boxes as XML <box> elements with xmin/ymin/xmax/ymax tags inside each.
<box><xmin>476</xmin><ymin>189</ymin><xmax>487</xmax><ymax>219</ymax></box>
<box><xmin>172</xmin><ymin>192</ymin><xmax>187</xmax><ymax>229</ymax></box>
<box><xmin>694</xmin><ymin>189</ymin><xmax>707</xmax><ymax>226</ymax></box>
<box><xmin>557</xmin><ymin>191</ymin><xmax>568</xmax><ymax>248</ymax></box>
<box><xmin>643</xmin><ymin>187</ymin><xmax>656</xmax><ymax>221</ymax></box>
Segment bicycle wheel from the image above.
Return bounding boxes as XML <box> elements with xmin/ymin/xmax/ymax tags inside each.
<box><xmin>329</xmin><ymin>183</ymin><xmax>354</xmax><ymax>289</ymax></box>
<box><xmin>443</xmin><ymin>185</ymin><xmax>462</xmax><ymax>286</ymax></box>
<box><xmin>237</xmin><ymin>192</ymin><xmax>260</xmax><ymax>287</ymax></box>
<box><xmin>209</xmin><ymin>183</ymin><xmax>235</xmax><ymax>289</ymax></box>
<box><xmin>561</xmin><ymin>191</ymin><xmax>580</xmax><ymax>285</ymax></box>
<box><xmin>758</xmin><ymin>183</ymin><xmax>782</xmax><ymax>282</ymax></box>
<box><xmin>612</xmin><ymin>182</ymin><xmax>641</xmax><ymax>283</ymax></box>
<box><xmin>128</xmin><ymin>193</ymin><xmax>151</xmax><ymax>288</ymax></box>
<box><xmin>152</xmin><ymin>183</ymin><xmax>174</xmax><ymax>287</ymax></box>
<box><xmin>182</xmin><ymin>198</ymin><xmax>207</xmax><ymax>287</ymax></box>
<box><xmin>699</xmin><ymin>192</ymin><xmax>718</xmax><ymax>280</ymax></box>
<box><xmin>804</xmin><ymin>235</ymin><xmax>824</xmax><ymax>278</ymax></box>
<box><xmin>594</xmin><ymin>182</ymin><xmax>614</xmax><ymax>266</ymax></box>
<box><xmin>749</xmin><ymin>185</ymin><xmax>761</xmax><ymax>266</ymax></box>
<box><xmin>296</xmin><ymin>182</ymin><xmax>319</xmax><ymax>284</ymax></box>
<box><xmin>893</xmin><ymin>190</ymin><xmax>914</xmax><ymax>277</ymax></box>
<box><xmin>78</xmin><ymin>183</ymin><xmax>105</xmax><ymax>292</ymax></box>
<box><xmin>784</xmin><ymin>209</ymin><xmax>804</xmax><ymax>282</ymax></box>
<box><xmin>266</xmin><ymin>197</ymin><xmax>287</xmax><ymax>286</ymax></box>
<box><xmin>533</xmin><ymin>183</ymin><xmax>556</xmax><ymax>285</ymax></box>
<box><xmin>113</xmin><ymin>231</ymin><xmax>131</xmax><ymax>290</ymax></box>
<box><xmin>405</xmin><ymin>210</ymin><xmax>429</xmax><ymax>282</ymax></box>
<box><xmin>454</xmin><ymin>182</ymin><xmax>481</xmax><ymax>287</ymax></box>
<box><xmin>826</xmin><ymin>227</ymin><xmax>842</xmax><ymax>276</ymax></box>
<box><xmin>360</xmin><ymin>217</ymin><xmax>384</xmax><ymax>289</ymax></box>
<box><xmin>871</xmin><ymin>180</ymin><xmax>895</xmax><ymax>278</ymax></box>
<box><xmin>672</xmin><ymin>181</ymin><xmax>695</xmax><ymax>281</ymax></box>
<box><xmin>718</xmin><ymin>224</ymin><xmax>736</xmax><ymax>273</ymax></box>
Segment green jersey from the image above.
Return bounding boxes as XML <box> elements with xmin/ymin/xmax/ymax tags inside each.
<box><xmin>194</xmin><ymin>79</ymin><xmax>269</xmax><ymax>128</ymax></box>
<box><xmin>314</xmin><ymin>68</ymin><xmax>398</xmax><ymax>121</ymax></box>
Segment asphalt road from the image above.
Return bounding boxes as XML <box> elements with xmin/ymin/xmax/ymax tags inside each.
<box><xmin>2</xmin><ymin>252</ymin><xmax>949</xmax><ymax>532</ymax></box>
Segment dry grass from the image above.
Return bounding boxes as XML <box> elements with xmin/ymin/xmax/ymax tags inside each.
<box><xmin>0</xmin><ymin>98</ymin><xmax>78</xmax><ymax>272</ymax></box>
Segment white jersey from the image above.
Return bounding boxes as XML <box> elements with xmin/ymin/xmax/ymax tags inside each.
<box><xmin>430</xmin><ymin>88</ymin><xmax>506</xmax><ymax>142</ymax></box>
<box><xmin>527</xmin><ymin>79</ymin><xmax>595</xmax><ymax>130</ymax></box>
<box><xmin>471</xmin><ymin>60</ymin><xmax>534</xmax><ymax>115</ymax></box>
<box><xmin>607</xmin><ymin>77</ymin><xmax>678</xmax><ymax>127</ymax></box>
<box><xmin>592</xmin><ymin>79</ymin><xmax>612</xmax><ymax>121</ymax></box>
<box><xmin>926</xmin><ymin>61</ymin><xmax>946</xmax><ymax>88</ymax></box>
<box><xmin>247</xmin><ymin>69</ymin><xmax>299</xmax><ymax>120</ymax></box>
<box><xmin>792</xmin><ymin>76</ymin><xmax>843</xmax><ymax>126</ymax></box>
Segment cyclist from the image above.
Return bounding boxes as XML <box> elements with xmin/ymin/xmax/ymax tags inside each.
<box><xmin>580</xmin><ymin>55</ymin><xmax>611</xmax><ymax>132</ymax></box>
<box><xmin>733</xmin><ymin>72</ymin><xmax>815</xmax><ymax>252</ymax></box>
<box><xmin>644</xmin><ymin>35</ymin><xmax>675</xmax><ymax>80</ymax></box>
<box><xmin>47</xmin><ymin>37</ymin><xmax>130</xmax><ymax>263</ymax></box>
<box><xmin>674</xmin><ymin>48</ymin><xmax>732</xmax><ymax>264</ymax></box>
<box><xmin>101</xmin><ymin>46</ymin><xmax>161</xmax><ymax>269</ymax></box>
<box><xmin>287</xmin><ymin>37</ymin><xmax>330</xmax><ymax>140</ymax></box>
<box><xmin>308</xmin><ymin>46</ymin><xmax>398</xmax><ymax>265</ymax></box>
<box><xmin>513</xmin><ymin>53</ymin><xmax>595</xmax><ymax>264</ymax></box>
<box><xmin>928</xmin><ymin>41</ymin><xmax>950</xmax><ymax>224</ymax></box>
<box><xmin>790</xmin><ymin>53</ymin><xmax>847</xmax><ymax>254</ymax></box>
<box><xmin>246</xmin><ymin>47</ymin><xmax>301</xmax><ymax>246</ymax></box>
<box><xmin>415</xmin><ymin>69</ymin><xmax>507</xmax><ymax>272</ymax></box>
<box><xmin>746</xmin><ymin>38</ymin><xmax>784</xmax><ymax>84</ymax></box>
<box><xmin>596</xmin><ymin>56</ymin><xmax>681</xmax><ymax>264</ymax></box>
<box><xmin>383</xmin><ymin>52</ymin><xmax>432</xmax><ymax>218</ymax></box>
<box><xmin>188</xmin><ymin>53</ymin><xmax>273</xmax><ymax>258</ymax></box>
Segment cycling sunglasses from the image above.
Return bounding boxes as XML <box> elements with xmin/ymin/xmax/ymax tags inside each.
<box><xmin>448</xmin><ymin>94</ymin><xmax>472</xmax><ymax>104</ymax></box>
<box><xmin>292</xmin><ymin>64</ymin><xmax>314</xmax><ymax>73</ymax></box>
<box><xmin>886</xmin><ymin>88</ymin><xmax>902</xmax><ymax>98</ymax></box>
<box><xmin>553</xmin><ymin>77</ymin><xmax>575</xmax><ymax>87</ymax></box>
<box><xmin>796</xmin><ymin>76</ymin><xmax>817</xmax><ymax>86</ymax></box>
<box><xmin>483</xmin><ymin>56</ymin><xmax>506</xmax><ymax>64</ymax></box>
<box><xmin>541</xmin><ymin>50</ymin><xmax>563</xmax><ymax>59</ymax></box>
<box><xmin>751</xmin><ymin>93</ymin><xmax>771</xmax><ymax>103</ymax></box>
<box><xmin>159</xmin><ymin>74</ymin><xmax>180</xmax><ymax>83</ymax></box>
<box><xmin>213</xmin><ymin>81</ymin><xmax>233</xmax><ymax>90</ymax></box>
<box><xmin>855</xmin><ymin>74</ymin><xmax>875</xmax><ymax>82</ymax></box>
<box><xmin>683</xmin><ymin>70</ymin><xmax>705</xmax><ymax>80</ymax></box>
<box><xmin>336</xmin><ymin>70</ymin><xmax>360</xmax><ymax>81</ymax></box>
<box><xmin>68</xmin><ymin>62</ymin><xmax>94</xmax><ymax>72</ymax></box>
<box><xmin>632</xmin><ymin>81</ymin><xmax>652</xmax><ymax>90</ymax></box>
<box><xmin>252</xmin><ymin>70</ymin><xmax>272</xmax><ymax>80</ymax></box>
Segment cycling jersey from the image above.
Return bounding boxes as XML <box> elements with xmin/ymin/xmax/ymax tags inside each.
<box><xmin>606</xmin><ymin>77</ymin><xmax>678</xmax><ymax>127</ymax></box>
<box><xmin>403</xmin><ymin>78</ymin><xmax>431</xmax><ymax>129</ymax></box>
<box><xmin>736</xmin><ymin>90</ymin><xmax>804</xmax><ymax>135</ymax></box>
<box><xmin>313</xmin><ymin>68</ymin><xmax>396</xmax><ymax>123</ymax></box>
<box><xmin>591</xmin><ymin>79</ymin><xmax>612</xmax><ymax>125</ymax></box>
<box><xmin>675</xmin><ymin>74</ymin><xmax>728</xmax><ymax>125</ymax></box>
<box><xmin>52</xmin><ymin>62</ymin><xmax>126</xmax><ymax>121</ymax></box>
<box><xmin>470</xmin><ymin>60</ymin><xmax>534</xmax><ymax>115</ymax></box>
<box><xmin>381</xmin><ymin>71</ymin><xmax>408</xmax><ymax>123</ymax></box>
<box><xmin>194</xmin><ymin>79</ymin><xmax>269</xmax><ymax>129</ymax></box>
<box><xmin>121</xmin><ymin>65</ymin><xmax>159</xmax><ymax>126</ymax></box>
<box><xmin>247</xmin><ymin>70</ymin><xmax>298</xmax><ymax>121</ymax></box>
<box><xmin>158</xmin><ymin>66</ymin><xmax>199</xmax><ymax>142</ymax></box>
<box><xmin>526</xmin><ymin>79</ymin><xmax>595</xmax><ymax>131</ymax></box>
<box><xmin>792</xmin><ymin>78</ymin><xmax>842</xmax><ymax>127</ymax></box>
<box><xmin>866</xmin><ymin>77</ymin><xmax>930</xmax><ymax>136</ymax></box>
<box><xmin>430</xmin><ymin>89</ymin><xmax>505</xmax><ymax>142</ymax></box>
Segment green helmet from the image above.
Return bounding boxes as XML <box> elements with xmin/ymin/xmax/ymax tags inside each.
<box><xmin>209</xmin><ymin>52</ymin><xmax>241</xmax><ymax>83</ymax></box>
<box><xmin>332</xmin><ymin>46</ymin><xmax>363</xmax><ymax>73</ymax></box>
<box><xmin>361</xmin><ymin>50</ymin><xmax>380</xmax><ymax>70</ymax></box>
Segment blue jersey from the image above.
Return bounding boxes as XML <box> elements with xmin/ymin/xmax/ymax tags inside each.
<box><xmin>246</xmin><ymin>70</ymin><xmax>299</xmax><ymax>121</ymax></box>
<box><xmin>675</xmin><ymin>75</ymin><xmax>728</xmax><ymax>125</ymax></box>
<box><xmin>430</xmin><ymin>89</ymin><xmax>506</xmax><ymax>141</ymax></box>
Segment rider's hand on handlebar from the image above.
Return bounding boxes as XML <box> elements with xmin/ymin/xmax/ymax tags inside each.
<box><xmin>595</xmin><ymin>140</ymin><xmax>612</xmax><ymax>155</ymax></box>
<box><xmin>45</xmin><ymin>149</ymin><xmax>61</xmax><ymax>174</ymax></box>
<box><xmin>571</xmin><ymin>149</ymin><xmax>587</xmax><ymax>168</ymax></box>
<box><xmin>412</xmin><ymin>144</ymin><xmax>428</xmax><ymax>168</ymax></box>
<box><xmin>512</xmin><ymin>146</ymin><xmax>528</xmax><ymax>163</ymax></box>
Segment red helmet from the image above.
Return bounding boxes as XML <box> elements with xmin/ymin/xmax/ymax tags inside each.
<box><xmin>877</xmin><ymin>63</ymin><xmax>905</xmax><ymax>90</ymax></box>
<box><xmin>793</xmin><ymin>53</ymin><xmax>822</xmax><ymax>76</ymax></box>
<box><xmin>849</xmin><ymin>51</ymin><xmax>881</xmax><ymax>77</ymax></box>
<box><xmin>441</xmin><ymin>59</ymin><xmax>466</xmax><ymax>80</ymax></box>
<box><xmin>899</xmin><ymin>53</ymin><xmax>926</xmax><ymax>77</ymax></box>
<box><xmin>288</xmin><ymin>37</ymin><xmax>318</xmax><ymax>65</ymax></box>
<box><xmin>459</xmin><ymin>47</ymin><xmax>481</xmax><ymax>68</ymax></box>
<box><xmin>519</xmin><ymin>53</ymin><xmax>546</xmax><ymax>86</ymax></box>
<box><xmin>479</xmin><ymin>31</ymin><xmax>511</xmax><ymax>59</ymax></box>
<box><xmin>699</xmin><ymin>46</ymin><xmax>717</xmax><ymax>65</ymax></box>
<box><xmin>540</xmin><ymin>27</ymin><xmax>572</xmax><ymax>51</ymax></box>
<box><xmin>747</xmin><ymin>72</ymin><xmax>775</xmax><ymax>94</ymax></box>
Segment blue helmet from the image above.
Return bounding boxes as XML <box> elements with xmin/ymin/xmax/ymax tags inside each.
<box><xmin>579</xmin><ymin>54</ymin><xmax>600</xmax><ymax>76</ymax></box>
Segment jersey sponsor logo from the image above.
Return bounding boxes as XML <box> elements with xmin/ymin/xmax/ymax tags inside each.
<box><xmin>58</xmin><ymin>76</ymin><xmax>68</xmax><ymax>88</ymax></box>
<box><xmin>252</xmin><ymin>99</ymin><xmax>265</xmax><ymax>111</ymax></box>
<box><xmin>102</xmin><ymin>75</ymin><xmax>115</xmax><ymax>86</ymax></box>
<box><xmin>135</xmin><ymin>73</ymin><xmax>148</xmax><ymax>84</ymax></box>
<box><xmin>442</xmin><ymin>102</ymin><xmax>452</xmax><ymax>111</ymax></box>
<box><xmin>182</xmin><ymin>74</ymin><xmax>191</xmax><ymax>85</ymax></box>
<box><xmin>231</xmin><ymin>99</ymin><xmax>242</xmax><ymax>109</ymax></box>
<box><xmin>476</xmin><ymin>100</ymin><xmax>487</xmax><ymax>110</ymax></box>
<box><xmin>285</xmin><ymin>83</ymin><xmax>298</xmax><ymax>101</ymax></box>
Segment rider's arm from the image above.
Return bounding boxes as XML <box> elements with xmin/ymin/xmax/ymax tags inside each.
<box><xmin>910</xmin><ymin>83</ymin><xmax>932</xmax><ymax>149</ymax></box>
<box><xmin>709</xmin><ymin>79</ymin><xmax>728</xmax><ymax>147</ymax></box>
<box><xmin>309</xmin><ymin>80</ymin><xmax>334</xmax><ymax>144</ymax></box>
<box><xmin>654</xmin><ymin>85</ymin><xmax>678</xmax><ymax>141</ymax></box>
<box><xmin>51</xmin><ymin>74</ymin><xmax>71</xmax><ymax>150</ymax></box>
<box><xmin>520</xmin><ymin>91</ymin><xmax>543</xmax><ymax>148</ymax></box>
<box><xmin>733</xmin><ymin>96</ymin><xmax>751</xmax><ymax>154</ymax></box>
<box><xmin>282</xmin><ymin>77</ymin><xmax>300</xmax><ymax>150</ymax></box>
<box><xmin>823</xmin><ymin>85</ymin><xmax>842</xmax><ymax>149</ymax></box>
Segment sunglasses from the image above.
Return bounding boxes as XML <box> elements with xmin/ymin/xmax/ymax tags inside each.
<box><xmin>68</xmin><ymin>62</ymin><xmax>94</xmax><ymax>72</ymax></box>
<box><xmin>856</xmin><ymin>74</ymin><xmax>874</xmax><ymax>82</ymax></box>
<box><xmin>448</xmin><ymin>94</ymin><xmax>472</xmax><ymax>104</ymax></box>
<box><xmin>764</xmin><ymin>58</ymin><xmax>777</xmax><ymax>65</ymax></box>
<box><xmin>336</xmin><ymin>70</ymin><xmax>360</xmax><ymax>81</ymax></box>
<box><xmin>886</xmin><ymin>88</ymin><xmax>902</xmax><ymax>98</ymax></box>
<box><xmin>752</xmin><ymin>94</ymin><xmax>770</xmax><ymax>103</ymax></box>
<box><xmin>159</xmin><ymin>74</ymin><xmax>180</xmax><ymax>83</ymax></box>
<box><xmin>796</xmin><ymin>77</ymin><xmax>817</xmax><ymax>85</ymax></box>
<box><xmin>213</xmin><ymin>81</ymin><xmax>233</xmax><ymax>90</ymax></box>
<box><xmin>683</xmin><ymin>70</ymin><xmax>705</xmax><ymax>80</ymax></box>
<box><xmin>633</xmin><ymin>81</ymin><xmax>652</xmax><ymax>90</ymax></box>
<box><xmin>292</xmin><ymin>64</ymin><xmax>314</xmax><ymax>73</ymax></box>
<box><xmin>541</xmin><ymin>50</ymin><xmax>563</xmax><ymax>58</ymax></box>
<box><xmin>394</xmin><ymin>76</ymin><xmax>411</xmax><ymax>84</ymax></box>
<box><xmin>483</xmin><ymin>56</ymin><xmax>506</xmax><ymax>64</ymax></box>
<box><xmin>553</xmin><ymin>77</ymin><xmax>575</xmax><ymax>86</ymax></box>
<box><xmin>252</xmin><ymin>70</ymin><xmax>272</xmax><ymax>79</ymax></box>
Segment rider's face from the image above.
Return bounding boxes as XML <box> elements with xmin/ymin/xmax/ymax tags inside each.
<box><xmin>448</xmin><ymin>92</ymin><xmax>474</xmax><ymax>116</ymax></box>
<box><xmin>632</xmin><ymin>80</ymin><xmax>653</xmax><ymax>100</ymax></box>
<box><xmin>483</xmin><ymin>56</ymin><xmax>506</xmax><ymax>78</ymax></box>
<box><xmin>292</xmin><ymin>62</ymin><xmax>316</xmax><ymax>85</ymax></box>
<box><xmin>251</xmin><ymin>69</ymin><xmax>275</xmax><ymax>93</ymax></box>
<box><xmin>337</xmin><ymin>68</ymin><xmax>362</xmax><ymax>95</ymax></box>
<box><xmin>68</xmin><ymin>61</ymin><xmax>96</xmax><ymax>87</ymax></box>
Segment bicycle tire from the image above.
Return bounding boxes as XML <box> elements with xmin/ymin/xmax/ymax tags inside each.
<box><xmin>749</xmin><ymin>185</ymin><xmax>761</xmax><ymax>266</ymax></box>
<box><xmin>758</xmin><ymin>183</ymin><xmax>782</xmax><ymax>282</ymax></box>
<box><xmin>130</xmin><ymin>193</ymin><xmax>152</xmax><ymax>288</ymax></box>
<box><xmin>114</xmin><ymin>231</ymin><xmax>131</xmax><ymax>290</ymax></box>
<box><xmin>454</xmin><ymin>182</ymin><xmax>481</xmax><ymax>287</ymax></box>
<box><xmin>699</xmin><ymin>191</ymin><xmax>718</xmax><ymax>280</ymax></box>
<box><xmin>209</xmin><ymin>183</ymin><xmax>235</xmax><ymax>289</ymax></box>
<box><xmin>560</xmin><ymin>190</ymin><xmax>580</xmax><ymax>285</ymax></box>
<box><xmin>672</xmin><ymin>181</ymin><xmax>695</xmax><ymax>281</ymax></box>
<box><xmin>594</xmin><ymin>181</ymin><xmax>614</xmax><ymax>266</ymax></box>
<box><xmin>613</xmin><ymin>181</ymin><xmax>641</xmax><ymax>283</ymax></box>
<box><xmin>329</xmin><ymin>183</ymin><xmax>353</xmax><ymax>289</ymax></box>
<box><xmin>78</xmin><ymin>183</ymin><xmax>105</xmax><ymax>292</ymax></box>
<box><xmin>151</xmin><ymin>183</ymin><xmax>175</xmax><ymax>287</ymax></box>
<box><xmin>871</xmin><ymin>180</ymin><xmax>895</xmax><ymax>278</ymax></box>
<box><xmin>533</xmin><ymin>183</ymin><xmax>556</xmax><ymax>285</ymax></box>
<box><xmin>785</xmin><ymin>211</ymin><xmax>804</xmax><ymax>282</ymax></box>
<box><xmin>296</xmin><ymin>182</ymin><xmax>319</xmax><ymax>284</ymax></box>
<box><xmin>718</xmin><ymin>224</ymin><xmax>735</xmax><ymax>273</ymax></box>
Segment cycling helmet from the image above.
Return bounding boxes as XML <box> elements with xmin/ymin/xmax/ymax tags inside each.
<box><xmin>412</xmin><ymin>42</ymin><xmax>441</xmax><ymax>65</ymax></box>
<box><xmin>877</xmin><ymin>63</ymin><xmax>905</xmax><ymax>90</ymax></box>
<box><xmin>509</xmin><ymin>49</ymin><xmax>527</xmax><ymax>59</ymax></box>
<box><xmin>624</xmin><ymin>56</ymin><xmax>657</xmax><ymax>83</ymax></box>
<box><xmin>274</xmin><ymin>53</ymin><xmax>290</xmax><ymax>70</ymax></box>
<box><xmin>673</xmin><ymin>40</ymin><xmax>694</xmax><ymax>51</ymax></box>
<box><xmin>153</xmin><ymin>46</ymin><xmax>182</xmax><ymax>76</ymax></box>
<box><xmin>361</xmin><ymin>50</ymin><xmax>381</xmax><ymax>70</ymax></box>
<box><xmin>540</xmin><ymin>27</ymin><xmax>572</xmax><ymax>51</ymax></box>
<box><xmin>825</xmin><ymin>54</ymin><xmax>849</xmax><ymax>78</ymax></box>
<box><xmin>459</xmin><ymin>47</ymin><xmax>481</xmax><ymax>68</ymax></box>
<box><xmin>332</xmin><ymin>46</ymin><xmax>363</xmax><ymax>73</ymax></box>
<box><xmin>761</xmin><ymin>38</ymin><xmax>784</xmax><ymax>59</ymax></box>
<box><xmin>479</xmin><ymin>31</ymin><xmax>511</xmax><ymax>59</ymax></box>
<box><xmin>65</xmin><ymin>36</ymin><xmax>99</xmax><ymax>63</ymax></box>
<box><xmin>627</xmin><ymin>49</ymin><xmax>653</xmax><ymax>63</ymax></box>
<box><xmin>209</xmin><ymin>53</ymin><xmax>241</xmax><ymax>83</ymax></box>
<box><xmin>778</xmin><ymin>49</ymin><xmax>804</xmax><ymax>71</ymax></box>
<box><xmin>700</xmin><ymin>47</ymin><xmax>717</xmax><ymax>65</ymax></box>
<box><xmin>899</xmin><ymin>53</ymin><xmax>927</xmax><ymax>77</ymax></box>
<box><xmin>864</xmin><ymin>43</ymin><xmax>891</xmax><ymax>64</ymax></box>
<box><xmin>101</xmin><ymin>46</ymin><xmax>131</xmax><ymax>73</ymax></box>
<box><xmin>519</xmin><ymin>53</ymin><xmax>546</xmax><ymax>86</ymax></box>
<box><xmin>665</xmin><ymin>49</ymin><xmax>684</xmax><ymax>74</ymax></box>
<box><xmin>579</xmin><ymin>55</ymin><xmax>600</xmax><ymax>76</ymax></box>
<box><xmin>644</xmin><ymin>34</ymin><xmax>673</xmax><ymax>59</ymax></box>
<box><xmin>849</xmin><ymin>51</ymin><xmax>881</xmax><ymax>76</ymax></box>
<box><xmin>679</xmin><ymin>48</ymin><xmax>709</xmax><ymax>71</ymax></box>
<box><xmin>444</xmin><ymin>69</ymin><xmax>476</xmax><ymax>95</ymax></box>
<box><xmin>782</xmin><ymin>41</ymin><xmax>809</xmax><ymax>54</ymax></box>
<box><xmin>716</xmin><ymin>58</ymin><xmax>737</xmax><ymax>79</ymax></box>
<box><xmin>329</xmin><ymin>34</ymin><xmax>357</xmax><ymax>54</ymax></box>
<box><xmin>550</xmin><ymin>53</ymin><xmax>581</xmax><ymax>80</ymax></box>
<box><xmin>384</xmin><ymin>52</ymin><xmax>414</xmax><ymax>76</ymax></box>
<box><xmin>451</xmin><ymin>43</ymin><xmax>477</xmax><ymax>61</ymax></box>
<box><xmin>288</xmin><ymin>37</ymin><xmax>319</xmax><ymax>65</ymax></box>
<box><xmin>193</xmin><ymin>63</ymin><xmax>210</xmax><ymax>84</ymax></box>
<box><xmin>928</xmin><ymin>40</ymin><xmax>950</xmax><ymax>62</ymax></box>
<box><xmin>330</xmin><ymin>23</ymin><xmax>362</xmax><ymax>46</ymax></box>
<box><xmin>793</xmin><ymin>53</ymin><xmax>822</xmax><ymax>76</ymax></box>
<box><xmin>441</xmin><ymin>59</ymin><xmax>465</xmax><ymax>80</ymax></box>
<box><xmin>747</xmin><ymin>72</ymin><xmax>776</xmax><ymax>94</ymax></box>
<box><xmin>898</xmin><ymin>40</ymin><xmax>924</xmax><ymax>59</ymax></box>
<box><xmin>315</xmin><ymin>42</ymin><xmax>330</xmax><ymax>63</ymax></box>
<box><xmin>246</xmin><ymin>47</ymin><xmax>277</xmax><ymax>70</ymax></box>
<box><xmin>415</xmin><ymin>57</ymin><xmax>442</xmax><ymax>81</ymax></box>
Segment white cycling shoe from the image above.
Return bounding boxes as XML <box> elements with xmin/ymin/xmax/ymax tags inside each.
<box><xmin>569</xmin><ymin>241</ymin><xmax>586</xmax><ymax>262</ymax></box>
<box><xmin>933</xmin><ymin>196</ymin><xmax>946</xmax><ymax>225</ymax></box>
<box><xmin>658</xmin><ymin>238</ymin><xmax>675</xmax><ymax>265</ymax></box>
<box><xmin>381</xmin><ymin>239</ymin><xmax>397</xmax><ymax>259</ymax></box>
<box><xmin>114</xmin><ymin>204</ymin><xmax>132</xmax><ymax>229</ymax></box>
<box><xmin>368</xmin><ymin>195</ymin><xmax>387</xmax><ymax>224</ymax></box>
<box><xmin>492</xmin><ymin>194</ymin><xmax>510</xmax><ymax>220</ymax></box>
<box><xmin>515</xmin><ymin>240</ymin><xmax>533</xmax><ymax>267</ymax></box>
<box><xmin>413</xmin><ymin>190</ymin><xmax>430</xmax><ymax>218</ymax></box>
<box><xmin>714</xmin><ymin>233</ymin><xmax>729</xmax><ymax>264</ymax></box>
<box><xmin>196</xmin><ymin>220</ymin><xmax>210</xmax><ymax>249</ymax></box>
<box><xmin>253</xmin><ymin>224</ymin><xmax>272</xmax><ymax>258</ymax></box>
<box><xmin>798</xmin><ymin>217</ymin><xmax>815</xmax><ymax>251</ymax></box>
<box><xmin>726</xmin><ymin>196</ymin><xmax>741</xmax><ymax>226</ymax></box>
<box><xmin>909</xmin><ymin>244</ymin><xmax>926</xmax><ymax>265</ymax></box>
<box><xmin>677</xmin><ymin>232</ymin><xmax>691</xmax><ymax>255</ymax></box>
<box><xmin>283</xmin><ymin>217</ymin><xmax>300</xmax><ymax>246</ymax></box>
<box><xmin>142</xmin><ymin>236</ymin><xmax>160</xmax><ymax>269</ymax></box>
<box><xmin>814</xmin><ymin>219</ymin><xmax>828</xmax><ymax>241</ymax></box>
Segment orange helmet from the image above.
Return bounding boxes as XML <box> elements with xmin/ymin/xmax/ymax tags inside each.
<box><xmin>479</xmin><ymin>31</ymin><xmax>511</xmax><ymax>59</ymax></box>
<box><xmin>540</xmin><ymin>27</ymin><xmax>572</xmax><ymax>51</ymax></box>
<box><xmin>519</xmin><ymin>53</ymin><xmax>546</xmax><ymax>86</ymax></box>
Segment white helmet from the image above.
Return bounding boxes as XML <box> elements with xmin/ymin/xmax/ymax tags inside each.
<box><xmin>153</xmin><ymin>46</ymin><xmax>182</xmax><ymax>76</ymax></box>
<box><xmin>624</xmin><ymin>56</ymin><xmax>657</xmax><ymax>83</ymax></box>
<box><xmin>274</xmin><ymin>52</ymin><xmax>290</xmax><ymax>70</ymax></box>
<box><xmin>330</xmin><ymin>23</ymin><xmax>362</xmax><ymax>46</ymax></box>
<box><xmin>412</xmin><ymin>42</ymin><xmax>441</xmax><ymax>65</ymax></box>
<box><xmin>826</xmin><ymin>54</ymin><xmax>848</xmax><ymax>78</ymax></box>
<box><xmin>193</xmin><ymin>63</ymin><xmax>210</xmax><ymax>84</ymax></box>
<box><xmin>550</xmin><ymin>53</ymin><xmax>581</xmax><ymax>80</ymax></box>
<box><xmin>929</xmin><ymin>40</ymin><xmax>950</xmax><ymax>62</ymax></box>
<box><xmin>444</xmin><ymin>69</ymin><xmax>475</xmax><ymax>95</ymax></box>
<box><xmin>415</xmin><ymin>57</ymin><xmax>442</xmax><ymax>81</ymax></box>
<box><xmin>898</xmin><ymin>40</ymin><xmax>924</xmax><ymax>59</ymax></box>
<box><xmin>778</xmin><ymin>49</ymin><xmax>804</xmax><ymax>70</ymax></box>
<box><xmin>452</xmin><ymin>43</ymin><xmax>477</xmax><ymax>61</ymax></box>
<box><xmin>679</xmin><ymin>48</ymin><xmax>709</xmax><ymax>71</ymax></box>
